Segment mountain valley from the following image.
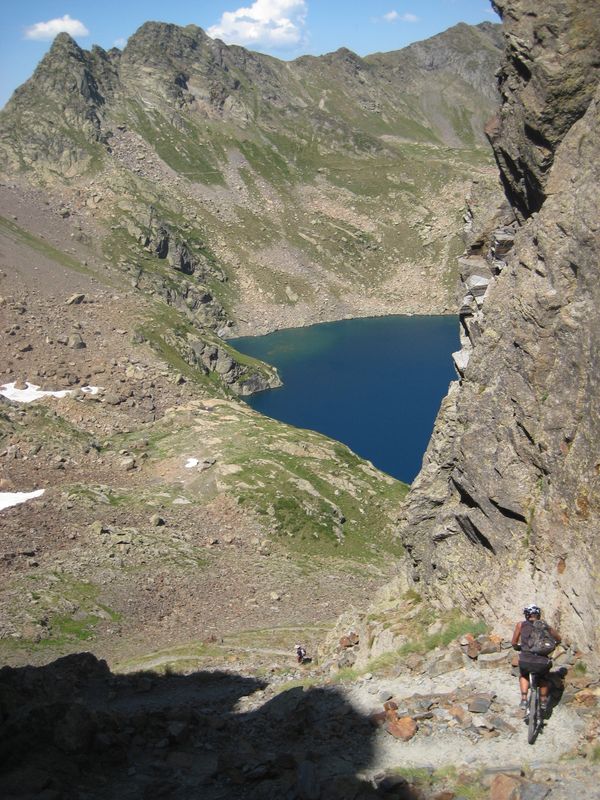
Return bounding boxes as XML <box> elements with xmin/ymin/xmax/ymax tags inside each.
<box><xmin>1</xmin><ymin>3</ymin><xmax>600</xmax><ymax>797</ymax></box>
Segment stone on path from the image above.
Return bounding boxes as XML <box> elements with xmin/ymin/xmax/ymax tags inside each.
<box><xmin>447</xmin><ymin>704</ymin><xmax>472</xmax><ymax>726</ymax></box>
<box><xmin>467</xmin><ymin>694</ymin><xmax>493</xmax><ymax>714</ymax></box>
<box><xmin>67</xmin><ymin>333</ymin><xmax>86</xmax><ymax>349</ymax></box>
<box><xmin>466</xmin><ymin>640</ymin><xmax>482</xmax><ymax>659</ymax></box>
<box><xmin>428</xmin><ymin>649</ymin><xmax>464</xmax><ymax>676</ymax></box>
<box><xmin>490</xmin><ymin>773</ymin><xmax>551</xmax><ymax>800</ymax></box>
<box><xmin>386</xmin><ymin>716</ymin><xmax>417</xmax><ymax>741</ymax></box>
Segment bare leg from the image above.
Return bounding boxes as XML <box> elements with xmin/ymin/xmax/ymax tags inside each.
<box><xmin>519</xmin><ymin>675</ymin><xmax>529</xmax><ymax>705</ymax></box>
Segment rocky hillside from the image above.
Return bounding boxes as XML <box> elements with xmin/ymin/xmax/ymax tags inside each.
<box><xmin>0</xmin><ymin>17</ymin><xmax>506</xmax><ymax>671</ymax></box>
<box><xmin>0</xmin><ymin>21</ymin><xmax>502</xmax><ymax>336</ymax></box>
<box><xmin>389</xmin><ymin>0</ymin><xmax>600</xmax><ymax>664</ymax></box>
<box><xmin>0</xmin><ymin>181</ymin><xmax>406</xmax><ymax>668</ymax></box>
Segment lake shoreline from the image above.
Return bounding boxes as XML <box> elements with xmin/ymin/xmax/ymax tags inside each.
<box><xmin>224</xmin><ymin>307</ymin><xmax>458</xmax><ymax>340</ymax></box>
<box><xmin>232</xmin><ymin>314</ymin><xmax>459</xmax><ymax>484</ymax></box>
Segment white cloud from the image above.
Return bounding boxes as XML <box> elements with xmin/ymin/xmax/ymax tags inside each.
<box><xmin>24</xmin><ymin>14</ymin><xmax>89</xmax><ymax>41</ymax></box>
<box><xmin>208</xmin><ymin>0</ymin><xmax>307</xmax><ymax>48</ymax></box>
<box><xmin>380</xmin><ymin>10</ymin><xmax>419</xmax><ymax>23</ymax></box>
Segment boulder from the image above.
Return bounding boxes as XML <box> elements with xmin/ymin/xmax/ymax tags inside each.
<box><xmin>337</xmin><ymin>649</ymin><xmax>357</xmax><ymax>669</ymax></box>
<box><xmin>452</xmin><ymin>348</ymin><xmax>470</xmax><ymax>375</ymax></box>
<box><xmin>339</xmin><ymin>632</ymin><xmax>359</xmax><ymax>648</ymax></box>
<box><xmin>465</xmin><ymin>274</ymin><xmax>490</xmax><ymax>297</ymax></box>
<box><xmin>428</xmin><ymin>649</ymin><xmax>465</xmax><ymax>677</ymax></box>
<box><xmin>385</xmin><ymin>716</ymin><xmax>417</xmax><ymax>741</ymax></box>
<box><xmin>103</xmin><ymin>392</ymin><xmax>123</xmax><ymax>405</ymax></box>
<box><xmin>477</xmin><ymin>651</ymin><xmax>511</xmax><ymax>669</ymax></box>
<box><xmin>490</xmin><ymin>774</ymin><xmax>550</xmax><ymax>800</ymax></box>
<box><xmin>478</xmin><ymin>635</ymin><xmax>502</xmax><ymax>654</ymax></box>
<box><xmin>465</xmin><ymin>640</ymin><xmax>482</xmax><ymax>659</ymax></box>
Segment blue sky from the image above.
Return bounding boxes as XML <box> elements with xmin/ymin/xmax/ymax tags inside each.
<box><xmin>0</xmin><ymin>1</ymin><xmax>499</xmax><ymax>108</ymax></box>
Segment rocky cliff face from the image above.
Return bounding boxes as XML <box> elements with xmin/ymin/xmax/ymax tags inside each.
<box><xmin>396</xmin><ymin>0</ymin><xmax>600</xmax><ymax>661</ymax></box>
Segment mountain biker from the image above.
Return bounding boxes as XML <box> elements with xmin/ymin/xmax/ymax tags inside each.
<box><xmin>512</xmin><ymin>604</ymin><xmax>561</xmax><ymax>710</ymax></box>
<box><xmin>295</xmin><ymin>644</ymin><xmax>307</xmax><ymax>664</ymax></box>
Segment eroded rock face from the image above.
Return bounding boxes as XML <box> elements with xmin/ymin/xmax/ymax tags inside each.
<box><xmin>488</xmin><ymin>0</ymin><xmax>600</xmax><ymax>218</ymax></box>
<box><xmin>396</xmin><ymin>1</ymin><xmax>600</xmax><ymax>661</ymax></box>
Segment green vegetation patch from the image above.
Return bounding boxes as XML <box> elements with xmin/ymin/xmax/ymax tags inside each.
<box><xmin>14</xmin><ymin>573</ymin><xmax>121</xmax><ymax>652</ymax></box>
<box><xmin>220</xmin><ymin>415</ymin><xmax>408</xmax><ymax>562</ymax></box>
<box><xmin>127</xmin><ymin>101</ymin><xmax>225</xmax><ymax>184</ymax></box>
<box><xmin>366</xmin><ymin>609</ymin><xmax>487</xmax><ymax>675</ymax></box>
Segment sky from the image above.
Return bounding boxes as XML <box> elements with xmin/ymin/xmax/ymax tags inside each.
<box><xmin>0</xmin><ymin>1</ymin><xmax>499</xmax><ymax>109</ymax></box>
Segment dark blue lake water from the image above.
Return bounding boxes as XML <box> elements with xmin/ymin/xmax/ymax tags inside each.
<box><xmin>232</xmin><ymin>315</ymin><xmax>459</xmax><ymax>484</ymax></box>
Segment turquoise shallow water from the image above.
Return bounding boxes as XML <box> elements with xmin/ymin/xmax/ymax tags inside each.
<box><xmin>232</xmin><ymin>315</ymin><xmax>459</xmax><ymax>484</ymax></box>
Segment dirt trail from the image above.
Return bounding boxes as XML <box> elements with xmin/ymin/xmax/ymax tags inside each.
<box><xmin>345</xmin><ymin>661</ymin><xmax>584</xmax><ymax>771</ymax></box>
<box><xmin>113</xmin><ymin>640</ymin><xmax>591</xmax><ymax>773</ymax></box>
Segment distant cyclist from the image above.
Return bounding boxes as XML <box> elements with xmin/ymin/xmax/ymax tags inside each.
<box><xmin>512</xmin><ymin>604</ymin><xmax>561</xmax><ymax>710</ymax></box>
<box><xmin>295</xmin><ymin>644</ymin><xmax>307</xmax><ymax>664</ymax></box>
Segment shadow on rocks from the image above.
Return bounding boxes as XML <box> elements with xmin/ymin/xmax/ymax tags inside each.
<box><xmin>544</xmin><ymin>666</ymin><xmax>568</xmax><ymax>719</ymax></box>
<box><xmin>0</xmin><ymin>652</ymin><xmax>424</xmax><ymax>800</ymax></box>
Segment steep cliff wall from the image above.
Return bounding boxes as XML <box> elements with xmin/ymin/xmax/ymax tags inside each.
<box><xmin>397</xmin><ymin>0</ymin><xmax>600</xmax><ymax>661</ymax></box>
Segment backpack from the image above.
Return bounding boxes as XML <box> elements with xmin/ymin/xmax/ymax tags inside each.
<box><xmin>523</xmin><ymin>619</ymin><xmax>557</xmax><ymax>656</ymax></box>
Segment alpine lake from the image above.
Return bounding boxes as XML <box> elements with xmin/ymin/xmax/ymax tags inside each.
<box><xmin>232</xmin><ymin>315</ymin><xmax>459</xmax><ymax>485</ymax></box>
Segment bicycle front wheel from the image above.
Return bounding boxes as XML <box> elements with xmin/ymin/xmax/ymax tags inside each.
<box><xmin>527</xmin><ymin>687</ymin><xmax>538</xmax><ymax>744</ymax></box>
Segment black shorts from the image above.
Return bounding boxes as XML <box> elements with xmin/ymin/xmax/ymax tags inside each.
<box><xmin>519</xmin><ymin>656</ymin><xmax>551</xmax><ymax>678</ymax></box>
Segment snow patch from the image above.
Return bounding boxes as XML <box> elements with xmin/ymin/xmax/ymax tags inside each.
<box><xmin>0</xmin><ymin>382</ymin><xmax>101</xmax><ymax>404</ymax></box>
<box><xmin>0</xmin><ymin>489</ymin><xmax>45</xmax><ymax>512</ymax></box>
<box><xmin>185</xmin><ymin>458</ymin><xmax>200</xmax><ymax>469</ymax></box>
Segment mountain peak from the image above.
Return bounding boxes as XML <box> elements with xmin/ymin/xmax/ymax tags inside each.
<box><xmin>47</xmin><ymin>31</ymin><xmax>84</xmax><ymax>58</ymax></box>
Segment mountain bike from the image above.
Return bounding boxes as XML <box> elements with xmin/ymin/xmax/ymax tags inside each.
<box><xmin>527</xmin><ymin>671</ymin><xmax>543</xmax><ymax>744</ymax></box>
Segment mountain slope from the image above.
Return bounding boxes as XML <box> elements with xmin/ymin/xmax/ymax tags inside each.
<box><xmin>0</xmin><ymin>22</ymin><xmax>502</xmax><ymax>336</ymax></box>
<box><xmin>0</xmin><ymin>20</ymin><xmax>500</xmax><ymax>666</ymax></box>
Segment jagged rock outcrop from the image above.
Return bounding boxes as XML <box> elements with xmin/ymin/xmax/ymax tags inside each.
<box><xmin>0</xmin><ymin>34</ymin><xmax>120</xmax><ymax>174</ymax></box>
<box><xmin>395</xmin><ymin>1</ymin><xmax>600</xmax><ymax>662</ymax></box>
<box><xmin>486</xmin><ymin>1</ymin><xmax>600</xmax><ymax>218</ymax></box>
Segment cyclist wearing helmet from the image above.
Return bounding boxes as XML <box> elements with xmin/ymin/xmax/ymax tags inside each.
<box><xmin>512</xmin><ymin>604</ymin><xmax>561</xmax><ymax>710</ymax></box>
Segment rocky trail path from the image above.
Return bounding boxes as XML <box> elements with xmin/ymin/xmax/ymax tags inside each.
<box><xmin>344</xmin><ymin>662</ymin><xmax>583</xmax><ymax>771</ymax></box>
<box><xmin>3</xmin><ymin>629</ymin><xmax>597</xmax><ymax>800</ymax></box>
